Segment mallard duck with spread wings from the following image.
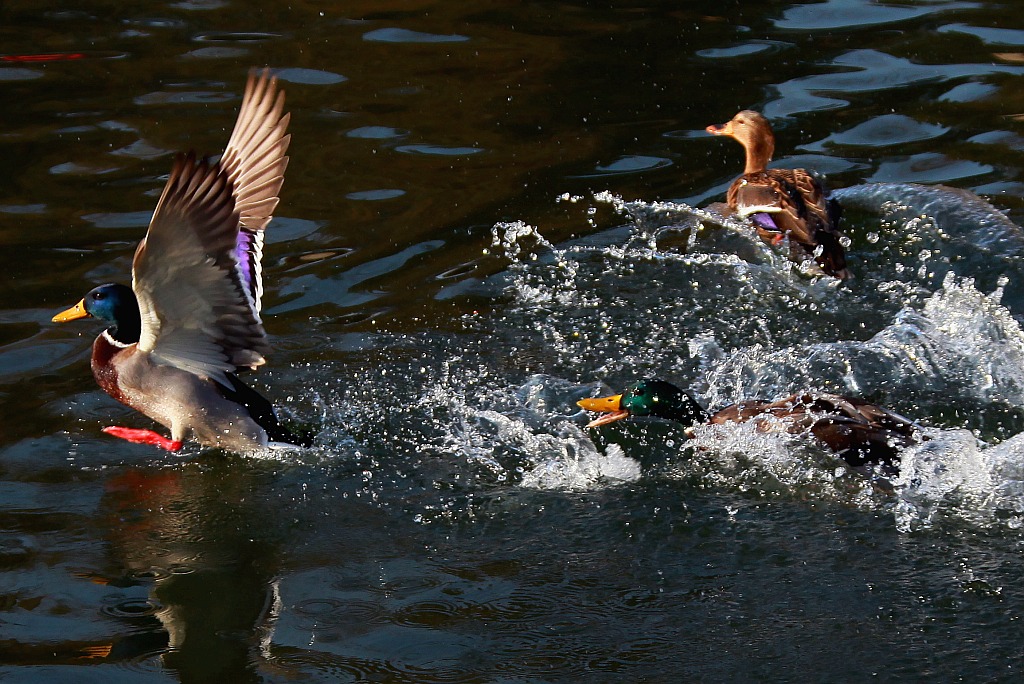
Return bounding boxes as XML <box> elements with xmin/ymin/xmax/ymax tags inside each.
<box><xmin>706</xmin><ymin>110</ymin><xmax>850</xmax><ymax>279</ymax></box>
<box><xmin>52</xmin><ymin>69</ymin><xmax>306</xmax><ymax>452</ymax></box>
<box><xmin>579</xmin><ymin>379</ymin><xmax>921</xmax><ymax>472</ymax></box>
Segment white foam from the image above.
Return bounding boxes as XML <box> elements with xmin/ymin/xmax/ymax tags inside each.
<box><xmin>703</xmin><ymin>273</ymin><xmax>1024</xmax><ymax>406</ymax></box>
<box><xmin>520</xmin><ymin>443</ymin><xmax>641</xmax><ymax>491</ymax></box>
<box><xmin>415</xmin><ymin>372</ymin><xmax>640</xmax><ymax>491</ymax></box>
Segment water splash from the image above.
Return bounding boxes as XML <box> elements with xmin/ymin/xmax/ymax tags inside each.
<box><xmin>681</xmin><ymin>418</ymin><xmax>875</xmax><ymax>502</ymax></box>
<box><xmin>414</xmin><ymin>369</ymin><xmax>640</xmax><ymax>491</ymax></box>
<box><xmin>836</xmin><ymin>182</ymin><xmax>1024</xmax><ymax>303</ymax></box>
<box><xmin>275</xmin><ymin>185</ymin><xmax>1024</xmax><ymax>531</ymax></box>
<box><xmin>470</xmin><ymin>186</ymin><xmax>1024</xmax><ymax>531</ymax></box>
<box><xmin>704</xmin><ymin>273</ymin><xmax>1024</xmax><ymax>407</ymax></box>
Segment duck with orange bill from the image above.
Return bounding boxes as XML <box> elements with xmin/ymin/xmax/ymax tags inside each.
<box><xmin>578</xmin><ymin>379</ymin><xmax>923</xmax><ymax>473</ymax></box>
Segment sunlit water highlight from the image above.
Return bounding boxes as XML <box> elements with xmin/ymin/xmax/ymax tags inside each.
<box><xmin>7</xmin><ymin>0</ymin><xmax>1024</xmax><ymax>680</ymax></box>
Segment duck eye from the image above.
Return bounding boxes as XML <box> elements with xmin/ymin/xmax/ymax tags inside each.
<box><xmin>92</xmin><ymin>292</ymin><xmax>106</xmax><ymax>300</ymax></box>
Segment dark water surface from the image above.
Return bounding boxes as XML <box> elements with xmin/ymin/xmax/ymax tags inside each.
<box><xmin>5</xmin><ymin>0</ymin><xmax>1024</xmax><ymax>681</ymax></box>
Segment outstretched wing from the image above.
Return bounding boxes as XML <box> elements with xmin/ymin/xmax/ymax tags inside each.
<box><xmin>219</xmin><ymin>68</ymin><xmax>291</xmax><ymax>317</ymax></box>
<box><xmin>131</xmin><ymin>70</ymin><xmax>290</xmax><ymax>386</ymax></box>
<box><xmin>133</xmin><ymin>154</ymin><xmax>270</xmax><ymax>385</ymax></box>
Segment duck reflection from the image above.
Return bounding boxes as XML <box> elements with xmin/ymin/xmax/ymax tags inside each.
<box><xmin>93</xmin><ymin>462</ymin><xmax>284</xmax><ymax>681</ymax></box>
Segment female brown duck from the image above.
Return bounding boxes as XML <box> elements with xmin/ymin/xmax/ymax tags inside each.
<box><xmin>707</xmin><ymin>110</ymin><xmax>850</xmax><ymax>279</ymax></box>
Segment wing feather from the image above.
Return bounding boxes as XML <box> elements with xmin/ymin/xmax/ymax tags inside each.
<box><xmin>710</xmin><ymin>392</ymin><xmax>919</xmax><ymax>466</ymax></box>
<box><xmin>727</xmin><ymin>168</ymin><xmax>849</xmax><ymax>277</ymax></box>
<box><xmin>133</xmin><ymin>155</ymin><xmax>270</xmax><ymax>385</ymax></box>
<box><xmin>220</xmin><ymin>70</ymin><xmax>291</xmax><ymax>315</ymax></box>
<box><xmin>130</xmin><ymin>69</ymin><xmax>290</xmax><ymax>386</ymax></box>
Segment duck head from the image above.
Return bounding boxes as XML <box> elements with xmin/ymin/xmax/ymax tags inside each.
<box><xmin>577</xmin><ymin>379</ymin><xmax>708</xmax><ymax>428</ymax></box>
<box><xmin>706</xmin><ymin>110</ymin><xmax>775</xmax><ymax>174</ymax></box>
<box><xmin>53</xmin><ymin>283</ymin><xmax>141</xmax><ymax>344</ymax></box>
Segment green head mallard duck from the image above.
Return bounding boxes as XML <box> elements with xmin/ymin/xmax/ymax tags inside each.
<box><xmin>578</xmin><ymin>379</ymin><xmax>921</xmax><ymax>471</ymax></box>
<box><xmin>52</xmin><ymin>69</ymin><xmax>305</xmax><ymax>453</ymax></box>
<box><xmin>706</xmin><ymin>110</ymin><xmax>850</xmax><ymax>279</ymax></box>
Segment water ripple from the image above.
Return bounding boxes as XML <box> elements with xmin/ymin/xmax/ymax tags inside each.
<box><xmin>590</xmin><ymin>155</ymin><xmax>673</xmax><ymax>176</ymax></box>
<box><xmin>363</xmin><ymin>28</ymin><xmax>470</xmax><ymax>44</ymax></box>
<box><xmin>802</xmin><ymin>115</ymin><xmax>950</xmax><ymax>152</ymax></box>
<box><xmin>939</xmin><ymin>23</ymin><xmax>1024</xmax><ymax>47</ymax></box>
<box><xmin>696</xmin><ymin>41</ymin><xmax>790</xmax><ymax>60</ymax></box>
<box><xmin>81</xmin><ymin>211</ymin><xmax>152</xmax><ymax>229</ymax></box>
<box><xmin>271</xmin><ymin>240</ymin><xmax>445</xmax><ymax>314</ymax></box>
<box><xmin>171</xmin><ymin>0</ymin><xmax>226</xmax><ymax>8</ymax></box>
<box><xmin>274</xmin><ymin>68</ymin><xmax>347</xmax><ymax>85</ymax></box>
<box><xmin>49</xmin><ymin>161</ymin><xmax>120</xmax><ymax>176</ymax></box>
<box><xmin>0</xmin><ymin>204</ymin><xmax>47</xmax><ymax>215</ymax></box>
<box><xmin>183</xmin><ymin>46</ymin><xmax>248</xmax><ymax>59</ymax></box>
<box><xmin>347</xmin><ymin>126</ymin><xmax>410</xmax><ymax>139</ymax></box>
<box><xmin>134</xmin><ymin>90</ymin><xmax>235</xmax><ymax>105</ymax></box>
<box><xmin>939</xmin><ymin>81</ymin><xmax>999</xmax><ymax>102</ymax></box>
<box><xmin>767</xmin><ymin>49</ymin><xmax>1024</xmax><ymax>118</ymax></box>
<box><xmin>292</xmin><ymin>598</ymin><xmax>388</xmax><ymax>627</ymax></box>
<box><xmin>968</xmin><ymin>130</ymin><xmax>1024</xmax><ymax>151</ymax></box>
<box><xmin>776</xmin><ymin>0</ymin><xmax>979</xmax><ymax>31</ymax></box>
<box><xmin>110</xmin><ymin>140</ymin><xmax>170</xmax><ymax>160</ymax></box>
<box><xmin>436</xmin><ymin>262</ymin><xmax>477</xmax><ymax>280</ymax></box>
<box><xmin>395</xmin><ymin>144</ymin><xmax>484</xmax><ymax>156</ymax></box>
<box><xmin>101</xmin><ymin>597</ymin><xmax>163</xmax><ymax>618</ymax></box>
<box><xmin>346</xmin><ymin>189</ymin><xmax>405</xmax><ymax>201</ymax></box>
<box><xmin>0</xmin><ymin>68</ymin><xmax>42</xmax><ymax>81</ymax></box>
<box><xmin>122</xmin><ymin>17</ymin><xmax>186</xmax><ymax>29</ymax></box>
<box><xmin>193</xmin><ymin>31</ymin><xmax>281</xmax><ymax>42</ymax></box>
<box><xmin>867</xmin><ymin>153</ymin><xmax>993</xmax><ymax>184</ymax></box>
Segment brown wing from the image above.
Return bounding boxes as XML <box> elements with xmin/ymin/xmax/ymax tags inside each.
<box><xmin>709</xmin><ymin>393</ymin><xmax>921</xmax><ymax>468</ymax></box>
<box><xmin>728</xmin><ymin>182</ymin><xmax>784</xmax><ymax>218</ymax></box>
<box><xmin>727</xmin><ymin>169</ymin><xmax>849</xmax><ymax>278</ymax></box>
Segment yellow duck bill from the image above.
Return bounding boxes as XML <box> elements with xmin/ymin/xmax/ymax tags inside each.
<box><xmin>52</xmin><ymin>299</ymin><xmax>90</xmax><ymax>323</ymax></box>
<box><xmin>577</xmin><ymin>394</ymin><xmax>629</xmax><ymax>427</ymax></box>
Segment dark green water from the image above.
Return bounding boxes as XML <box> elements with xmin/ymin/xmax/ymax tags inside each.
<box><xmin>5</xmin><ymin>0</ymin><xmax>1024</xmax><ymax>681</ymax></box>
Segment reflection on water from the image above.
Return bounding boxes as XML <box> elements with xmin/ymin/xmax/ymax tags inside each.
<box><xmin>5</xmin><ymin>0</ymin><xmax>1024</xmax><ymax>681</ymax></box>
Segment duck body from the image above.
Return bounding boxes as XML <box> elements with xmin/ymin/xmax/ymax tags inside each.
<box><xmin>53</xmin><ymin>71</ymin><xmax>303</xmax><ymax>453</ymax></box>
<box><xmin>91</xmin><ymin>327</ymin><xmax>290</xmax><ymax>451</ymax></box>
<box><xmin>707</xmin><ymin>110</ymin><xmax>849</xmax><ymax>279</ymax></box>
<box><xmin>708</xmin><ymin>392</ymin><xmax>918</xmax><ymax>470</ymax></box>
<box><xmin>578</xmin><ymin>380</ymin><xmax>921</xmax><ymax>472</ymax></box>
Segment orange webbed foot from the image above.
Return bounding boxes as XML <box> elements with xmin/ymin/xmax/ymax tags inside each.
<box><xmin>102</xmin><ymin>426</ymin><xmax>183</xmax><ymax>452</ymax></box>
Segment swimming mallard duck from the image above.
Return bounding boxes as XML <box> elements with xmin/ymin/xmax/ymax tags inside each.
<box><xmin>578</xmin><ymin>379</ymin><xmax>921</xmax><ymax>471</ymax></box>
<box><xmin>706</xmin><ymin>110</ymin><xmax>850</xmax><ymax>279</ymax></box>
<box><xmin>52</xmin><ymin>69</ymin><xmax>305</xmax><ymax>452</ymax></box>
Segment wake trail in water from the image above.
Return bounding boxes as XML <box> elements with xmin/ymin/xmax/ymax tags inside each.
<box><xmin>434</xmin><ymin>184</ymin><xmax>1024</xmax><ymax>531</ymax></box>
<box><xmin>282</xmin><ymin>183</ymin><xmax>1024</xmax><ymax>532</ymax></box>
